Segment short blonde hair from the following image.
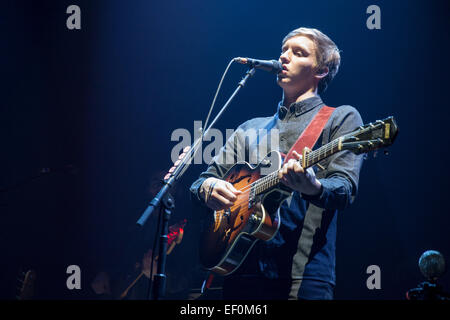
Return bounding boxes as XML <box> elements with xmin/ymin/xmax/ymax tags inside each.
<box><xmin>282</xmin><ymin>27</ymin><xmax>341</xmax><ymax>94</ymax></box>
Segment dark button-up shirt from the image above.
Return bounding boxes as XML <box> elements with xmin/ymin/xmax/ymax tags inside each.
<box><xmin>190</xmin><ymin>96</ymin><xmax>364</xmax><ymax>285</ymax></box>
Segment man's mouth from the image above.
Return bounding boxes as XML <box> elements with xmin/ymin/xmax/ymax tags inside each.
<box><xmin>279</xmin><ymin>65</ymin><xmax>288</xmax><ymax>75</ymax></box>
<box><xmin>277</xmin><ymin>65</ymin><xmax>288</xmax><ymax>78</ymax></box>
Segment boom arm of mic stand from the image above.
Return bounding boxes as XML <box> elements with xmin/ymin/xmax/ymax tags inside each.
<box><xmin>135</xmin><ymin>67</ymin><xmax>256</xmax><ymax>300</ymax></box>
<box><xmin>136</xmin><ymin>67</ymin><xmax>256</xmax><ymax>228</ymax></box>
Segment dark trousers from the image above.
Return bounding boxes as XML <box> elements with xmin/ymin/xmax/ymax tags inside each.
<box><xmin>222</xmin><ymin>276</ymin><xmax>334</xmax><ymax>300</ymax></box>
<box><xmin>290</xmin><ymin>278</ymin><xmax>335</xmax><ymax>300</ymax></box>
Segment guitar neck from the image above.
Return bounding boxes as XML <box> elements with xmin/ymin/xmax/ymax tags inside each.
<box><xmin>254</xmin><ymin>137</ymin><xmax>343</xmax><ymax>195</ymax></box>
<box><xmin>303</xmin><ymin>138</ymin><xmax>342</xmax><ymax>169</ymax></box>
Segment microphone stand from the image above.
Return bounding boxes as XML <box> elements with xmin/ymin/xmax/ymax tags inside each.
<box><xmin>136</xmin><ymin>67</ymin><xmax>256</xmax><ymax>300</ymax></box>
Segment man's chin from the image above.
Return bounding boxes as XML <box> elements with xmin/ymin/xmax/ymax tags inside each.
<box><xmin>277</xmin><ymin>77</ymin><xmax>290</xmax><ymax>88</ymax></box>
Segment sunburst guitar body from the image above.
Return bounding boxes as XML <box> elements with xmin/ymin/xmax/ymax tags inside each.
<box><xmin>199</xmin><ymin>151</ymin><xmax>290</xmax><ymax>275</ymax></box>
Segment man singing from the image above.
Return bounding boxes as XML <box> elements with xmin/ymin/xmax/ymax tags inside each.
<box><xmin>190</xmin><ymin>27</ymin><xmax>364</xmax><ymax>300</ymax></box>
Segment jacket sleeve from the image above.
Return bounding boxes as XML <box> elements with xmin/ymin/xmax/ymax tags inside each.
<box><xmin>189</xmin><ymin>124</ymin><xmax>247</xmax><ymax>206</ymax></box>
<box><xmin>301</xmin><ymin>105</ymin><xmax>364</xmax><ymax>211</ymax></box>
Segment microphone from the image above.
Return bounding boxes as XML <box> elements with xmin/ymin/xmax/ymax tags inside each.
<box><xmin>234</xmin><ymin>57</ymin><xmax>282</xmax><ymax>74</ymax></box>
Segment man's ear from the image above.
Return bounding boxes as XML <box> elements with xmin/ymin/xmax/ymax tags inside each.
<box><xmin>315</xmin><ymin>66</ymin><xmax>329</xmax><ymax>80</ymax></box>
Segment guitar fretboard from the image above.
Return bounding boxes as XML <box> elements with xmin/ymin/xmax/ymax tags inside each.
<box><xmin>253</xmin><ymin>138</ymin><xmax>341</xmax><ymax>195</ymax></box>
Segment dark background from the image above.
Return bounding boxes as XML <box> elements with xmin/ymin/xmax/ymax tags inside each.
<box><xmin>1</xmin><ymin>0</ymin><xmax>449</xmax><ymax>299</ymax></box>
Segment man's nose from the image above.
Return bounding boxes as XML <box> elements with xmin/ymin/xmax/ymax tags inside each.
<box><xmin>279</xmin><ymin>51</ymin><xmax>289</xmax><ymax>63</ymax></box>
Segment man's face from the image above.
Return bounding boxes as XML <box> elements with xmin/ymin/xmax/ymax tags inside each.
<box><xmin>277</xmin><ymin>35</ymin><xmax>319</xmax><ymax>95</ymax></box>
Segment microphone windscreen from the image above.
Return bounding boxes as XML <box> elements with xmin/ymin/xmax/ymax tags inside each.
<box><xmin>419</xmin><ymin>250</ymin><xmax>446</xmax><ymax>281</ymax></box>
<box><xmin>268</xmin><ymin>60</ymin><xmax>282</xmax><ymax>74</ymax></box>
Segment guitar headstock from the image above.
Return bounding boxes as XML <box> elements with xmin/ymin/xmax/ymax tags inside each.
<box><xmin>341</xmin><ymin>116</ymin><xmax>399</xmax><ymax>154</ymax></box>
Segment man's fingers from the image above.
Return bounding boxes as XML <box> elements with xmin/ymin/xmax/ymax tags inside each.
<box><xmin>292</xmin><ymin>150</ymin><xmax>302</xmax><ymax>160</ymax></box>
<box><xmin>278</xmin><ymin>156</ymin><xmax>307</xmax><ymax>188</ymax></box>
<box><xmin>225</xmin><ymin>182</ymin><xmax>242</xmax><ymax>195</ymax></box>
<box><xmin>216</xmin><ymin>185</ymin><xmax>238</xmax><ymax>202</ymax></box>
<box><xmin>203</xmin><ymin>179</ymin><xmax>243</xmax><ymax>211</ymax></box>
<box><xmin>279</xmin><ymin>162</ymin><xmax>289</xmax><ymax>178</ymax></box>
<box><xmin>279</xmin><ymin>159</ymin><xmax>303</xmax><ymax>177</ymax></box>
<box><xmin>288</xmin><ymin>159</ymin><xmax>300</xmax><ymax>172</ymax></box>
<box><xmin>293</xmin><ymin>161</ymin><xmax>304</xmax><ymax>174</ymax></box>
<box><xmin>282</xmin><ymin>162</ymin><xmax>289</xmax><ymax>175</ymax></box>
<box><xmin>211</xmin><ymin>191</ymin><xmax>234</xmax><ymax>207</ymax></box>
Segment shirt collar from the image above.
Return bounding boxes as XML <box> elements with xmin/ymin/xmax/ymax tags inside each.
<box><xmin>277</xmin><ymin>95</ymin><xmax>324</xmax><ymax>120</ymax></box>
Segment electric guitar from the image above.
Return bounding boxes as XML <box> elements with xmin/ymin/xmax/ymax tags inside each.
<box><xmin>199</xmin><ymin>116</ymin><xmax>399</xmax><ymax>275</ymax></box>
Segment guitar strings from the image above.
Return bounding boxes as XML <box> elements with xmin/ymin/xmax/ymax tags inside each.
<box><xmin>232</xmin><ymin>139</ymin><xmax>338</xmax><ymax>194</ymax></box>
<box><xmin>216</xmin><ymin>129</ymin><xmax>388</xmax><ymax>217</ymax></box>
<box><xmin>215</xmin><ymin>141</ymin><xmax>340</xmax><ymax>213</ymax></box>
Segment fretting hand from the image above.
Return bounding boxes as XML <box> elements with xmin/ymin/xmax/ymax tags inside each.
<box><xmin>278</xmin><ymin>150</ymin><xmax>322</xmax><ymax>196</ymax></box>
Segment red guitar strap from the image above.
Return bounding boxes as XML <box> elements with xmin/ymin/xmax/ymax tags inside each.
<box><xmin>283</xmin><ymin>105</ymin><xmax>335</xmax><ymax>163</ymax></box>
